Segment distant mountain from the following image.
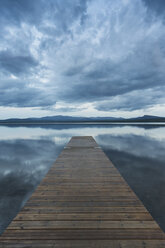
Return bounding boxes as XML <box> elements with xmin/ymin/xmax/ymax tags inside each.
<box><xmin>0</xmin><ymin>115</ymin><xmax>124</xmax><ymax>123</ymax></box>
<box><xmin>127</xmin><ymin>115</ymin><xmax>165</xmax><ymax>122</ymax></box>
<box><xmin>0</xmin><ymin>115</ymin><xmax>165</xmax><ymax>123</ymax></box>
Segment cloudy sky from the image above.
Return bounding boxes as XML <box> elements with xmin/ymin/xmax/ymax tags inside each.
<box><xmin>0</xmin><ymin>0</ymin><xmax>165</xmax><ymax>119</ymax></box>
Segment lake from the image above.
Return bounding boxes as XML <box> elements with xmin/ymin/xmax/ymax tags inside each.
<box><xmin>0</xmin><ymin>123</ymin><xmax>165</xmax><ymax>234</ymax></box>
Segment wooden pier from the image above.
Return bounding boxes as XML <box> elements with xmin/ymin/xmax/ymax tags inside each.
<box><xmin>0</xmin><ymin>136</ymin><xmax>165</xmax><ymax>247</ymax></box>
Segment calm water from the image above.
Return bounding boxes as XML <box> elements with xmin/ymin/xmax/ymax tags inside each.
<box><xmin>0</xmin><ymin>124</ymin><xmax>165</xmax><ymax>234</ymax></box>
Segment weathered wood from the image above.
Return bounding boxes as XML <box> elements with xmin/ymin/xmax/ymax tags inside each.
<box><xmin>0</xmin><ymin>136</ymin><xmax>164</xmax><ymax>247</ymax></box>
<box><xmin>8</xmin><ymin>220</ymin><xmax>158</xmax><ymax>229</ymax></box>
<box><xmin>19</xmin><ymin>206</ymin><xmax>149</xmax><ymax>214</ymax></box>
<box><xmin>0</xmin><ymin>240</ymin><xmax>165</xmax><ymax>248</ymax></box>
<box><xmin>14</xmin><ymin>212</ymin><xmax>153</xmax><ymax>221</ymax></box>
<box><xmin>1</xmin><ymin>229</ymin><xmax>164</xmax><ymax>240</ymax></box>
<box><xmin>28</xmin><ymin>196</ymin><xmax>141</xmax><ymax>201</ymax></box>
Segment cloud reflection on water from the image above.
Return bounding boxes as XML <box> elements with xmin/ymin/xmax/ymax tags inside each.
<box><xmin>0</xmin><ymin>138</ymin><xmax>64</xmax><ymax>233</ymax></box>
<box><xmin>95</xmin><ymin>133</ymin><xmax>165</xmax><ymax>231</ymax></box>
<box><xmin>0</xmin><ymin>124</ymin><xmax>165</xmax><ymax>234</ymax></box>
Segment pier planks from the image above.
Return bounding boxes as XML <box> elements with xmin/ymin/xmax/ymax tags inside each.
<box><xmin>0</xmin><ymin>136</ymin><xmax>165</xmax><ymax>247</ymax></box>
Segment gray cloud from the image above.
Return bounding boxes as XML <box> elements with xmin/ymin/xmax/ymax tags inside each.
<box><xmin>95</xmin><ymin>87</ymin><xmax>165</xmax><ymax>111</ymax></box>
<box><xmin>0</xmin><ymin>79</ymin><xmax>55</xmax><ymax>107</ymax></box>
<box><xmin>0</xmin><ymin>0</ymin><xmax>88</xmax><ymax>33</ymax></box>
<box><xmin>0</xmin><ymin>0</ymin><xmax>165</xmax><ymax>113</ymax></box>
<box><xmin>0</xmin><ymin>0</ymin><xmax>40</xmax><ymax>28</ymax></box>
<box><xmin>143</xmin><ymin>0</ymin><xmax>165</xmax><ymax>19</ymax></box>
<box><xmin>0</xmin><ymin>50</ymin><xmax>38</xmax><ymax>75</ymax></box>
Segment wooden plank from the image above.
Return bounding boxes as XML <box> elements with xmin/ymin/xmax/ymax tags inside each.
<box><xmin>0</xmin><ymin>136</ymin><xmax>164</xmax><ymax>247</ymax></box>
<box><xmin>0</xmin><ymin>240</ymin><xmax>165</xmax><ymax>248</ymax></box>
<box><xmin>20</xmin><ymin>206</ymin><xmax>148</xmax><ymax>214</ymax></box>
<box><xmin>28</xmin><ymin>197</ymin><xmax>140</xmax><ymax>203</ymax></box>
<box><xmin>24</xmin><ymin>201</ymin><xmax>142</xmax><ymax>207</ymax></box>
<box><xmin>1</xmin><ymin>229</ymin><xmax>164</xmax><ymax>240</ymax></box>
<box><xmin>8</xmin><ymin>220</ymin><xmax>159</xmax><ymax>229</ymax></box>
<box><xmin>14</xmin><ymin>212</ymin><xmax>153</xmax><ymax>221</ymax></box>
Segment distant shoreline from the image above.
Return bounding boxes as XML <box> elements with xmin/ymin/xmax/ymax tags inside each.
<box><xmin>0</xmin><ymin>121</ymin><xmax>165</xmax><ymax>125</ymax></box>
<box><xmin>1</xmin><ymin>115</ymin><xmax>165</xmax><ymax>124</ymax></box>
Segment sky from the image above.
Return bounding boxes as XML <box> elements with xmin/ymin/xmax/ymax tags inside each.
<box><xmin>0</xmin><ymin>0</ymin><xmax>165</xmax><ymax>119</ymax></box>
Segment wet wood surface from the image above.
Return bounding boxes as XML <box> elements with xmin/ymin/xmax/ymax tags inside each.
<box><xmin>0</xmin><ymin>136</ymin><xmax>165</xmax><ymax>247</ymax></box>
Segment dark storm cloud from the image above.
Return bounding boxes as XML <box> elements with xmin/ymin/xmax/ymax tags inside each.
<box><xmin>143</xmin><ymin>0</ymin><xmax>165</xmax><ymax>18</ymax></box>
<box><xmin>95</xmin><ymin>87</ymin><xmax>165</xmax><ymax>111</ymax></box>
<box><xmin>0</xmin><ymin>0</ymin><xmax>165</xmax><ymax>111</ymax></box>
<box><xmin>52</xmin><ymin>0</ymin><xmax>165</xmax><ymax>111</ymax></box>
<box><xmin>0</xmin><ymin>50</ymin><xmax>38</xmax><ymax>75</ymax></box>
<box><xmin>60</xmin><ymin>48</ymin><xmax>165</xmax><ymax>104</ymax></box>
<box><xmin>0</xmin><ymin>79</ymin><xmax>55</xmax><ymax>107</ymax></box>
<box><xmin>0</xmin><ymin>0</ymin><xmax>42</xmax><ymax>26</ymax></box>
<box><xmin>0</xmin><ymin>0</ymin><xmax>88</xmax><ymax>32</ymax></box>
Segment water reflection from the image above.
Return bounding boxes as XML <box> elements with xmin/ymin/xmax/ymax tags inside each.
<box><xmin>95</xmin><ymin>133</ymin><xmax>165</xmax><ymax>231</ymax></box>
<box><xmin>0</xmin><ymin>137</ymin><xmax>65</xmax><ymax>233</ymax></box>
<box><xmin>0</xmin><ymin>124</ymin><xmax>165</xmax><ymax>234</ymax></box>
